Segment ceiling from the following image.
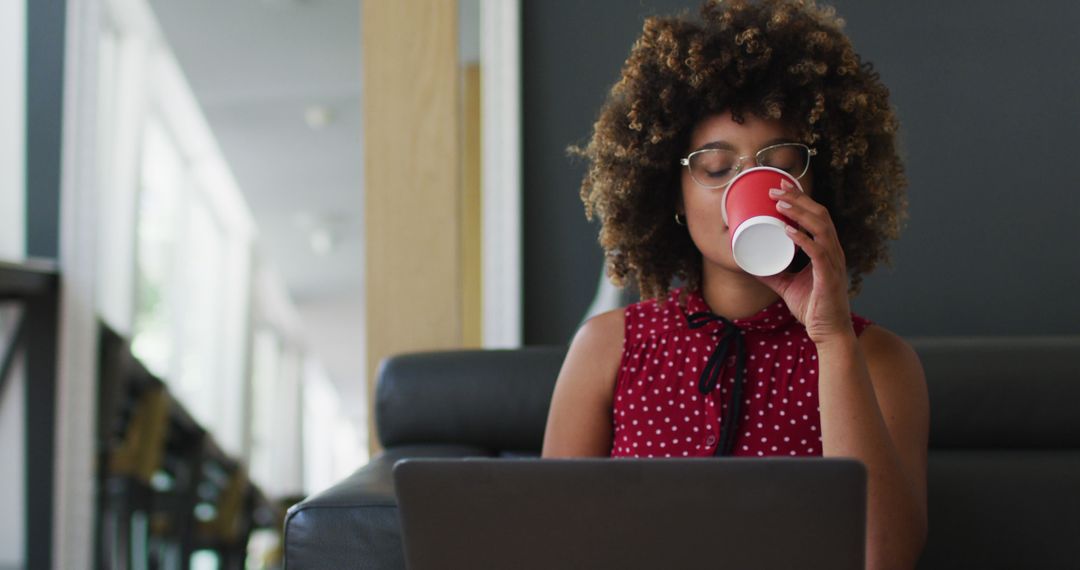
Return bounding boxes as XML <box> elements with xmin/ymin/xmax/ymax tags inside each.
<box><xmin>147</xmin><ymin>0</ymin><xmax>366</xmax><ymax>422</ymax></box>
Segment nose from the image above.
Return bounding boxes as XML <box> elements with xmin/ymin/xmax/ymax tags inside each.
<box><xmin>733</xmin><ymin>155</ymin><xmax>758</xmax><ymax>173</ymax></box>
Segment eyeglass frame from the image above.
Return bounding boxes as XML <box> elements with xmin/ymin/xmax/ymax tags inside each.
<box><xmin>678</xmin><ymin>142</ymin><xmax>818</xmax><ymax>190</ymax></box>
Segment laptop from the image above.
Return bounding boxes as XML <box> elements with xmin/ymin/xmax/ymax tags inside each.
<box><xmin>393</xmin><ymin>457</ymin><xmax>867</xmax><ymax>570</ymax></box>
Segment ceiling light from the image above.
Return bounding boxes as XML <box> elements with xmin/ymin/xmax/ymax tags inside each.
<box><xmin>304</xmin><ymin>105</ymin><xmax>333</xmax><ymax>129</ymax></box>
<box><xmin>294</xmin><ymin>210</ymin><xmax>349</xmax><ymax>256</ymax></box>
<box><xmin>309</xmin><ymin>228</ymin><xmax>336</xmax><ymax>256</ymax></box>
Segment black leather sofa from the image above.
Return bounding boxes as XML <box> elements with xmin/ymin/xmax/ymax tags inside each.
<box><xmin>284</xmin><ymin>338</ymin><xmax>1080</xmax><ymax>569</ymax></box>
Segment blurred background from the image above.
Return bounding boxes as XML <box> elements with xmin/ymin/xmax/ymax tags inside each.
<box><xmin>1</xmin><ymin>0</ymin><xmax>1076</xmax><ymax>568</ymax></box>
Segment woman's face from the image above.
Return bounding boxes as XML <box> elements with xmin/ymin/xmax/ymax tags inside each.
<box><xmin>679</xmin><ymin>110</ymin><xmax>815</xmax><ymax>273</ymax></box>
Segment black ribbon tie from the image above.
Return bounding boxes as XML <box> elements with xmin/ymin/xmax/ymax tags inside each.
<box><xmin>686</xmin><ymin>311</ymin><xmax>748</xmax><ymax>457</ymax></box>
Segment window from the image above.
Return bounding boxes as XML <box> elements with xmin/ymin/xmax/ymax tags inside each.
<box><xmin>130</xmin><ymin>115</ymin><xmax>253</xmax><ymax>448</ymax></box>
<box><xmin>303</xmin><ymin>358</ymin><xmax>363</xmax><ymax>495</ymax></box>
<box><xmin>95</xmin><ymin>17</ymin><xmax>144</xmax><ymax>334</ymax></box>
<box><xmin>174</xmin><ymin>187</ymin><xmax>227</xmax><ymax>427</ymax></box>
<box><xmin>99</xmin><ymin>0</ymin><xmax>358</xmax><ymax>501</ymax></box>
<box><xmin>249</xmin><ymin>327</ymin><xmax>305</xmax><ymax>497</ymax></box>
<box><xmin>131</xmin><ymin>119</ymin><xmax>184</xmax><ymax>379</ymax></box>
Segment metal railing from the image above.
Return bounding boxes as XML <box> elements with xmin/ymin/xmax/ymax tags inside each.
<box><xmin>0</xmin><ymin>258</ymin><xmax>60</xmax><ymax>570</ymax></box>
<box><xmin>1</xmin><ymin>260</ymin><xmax>281</xmax><ymax>569</ymax></box>
<box><xmin>96</xmin><ymin>324</ymin><xmax>282</xmax><ymax>569</ymax></box>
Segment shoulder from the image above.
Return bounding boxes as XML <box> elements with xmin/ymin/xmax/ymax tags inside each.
<box><xmin>561</xmin><ymin>306</ymin><xmax>630</xmax><ymax>397</ymax></box>
<box><xmin>544</xmin><ymin>307</ymin><xmax>627</xmax><ymax>457</ymax></box>
<box><xmin>857</xmin><ymin>324</ymin><xmax>921</xmax><ymax>373</ymax></box>
<box><xmin>556</xmin><ymin>307</ymin><xmax>626</xmax><ymax>405</ymax></box>
<box><xmin>854</xmin><ymin>324</ymin><xmax>930</xmax><ymax>523</ymax></box>
<box><xmin>856</xmin><ymin>324</ymin><xmax>929</xmax><ymax>440</ymax></box>
<box><xmin>574</xmin><ymin>306</ymin><xmax>626</xmax><ymax>349</ymax></box>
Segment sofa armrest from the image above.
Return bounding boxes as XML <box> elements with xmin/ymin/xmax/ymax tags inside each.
<box><xmin>284</xmin><ymin>444</ymin><xmax>495</xmax><ymax>569</ymax></box>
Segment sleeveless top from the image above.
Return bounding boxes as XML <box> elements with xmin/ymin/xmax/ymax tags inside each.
<box><xmin>610</xmin><ymin>286</ymin><xmax>873</xmax><ymax>458</ymax></box>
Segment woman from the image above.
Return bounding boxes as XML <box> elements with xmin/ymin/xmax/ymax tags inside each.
<box><xmin>541</xmin><ymin>0</ymin><xmax>929</xmax><ymax>568</ymax></box>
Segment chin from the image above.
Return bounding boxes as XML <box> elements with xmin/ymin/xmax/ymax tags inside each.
<box><xmin>699</xmin><ymin>249</ymin><xmax>742</xmax><ymax>274</ymax></box>
<box><xmin>690</xmin><ymin>226</ymin><xmax>740</xmax><ymax>273</ymax></box>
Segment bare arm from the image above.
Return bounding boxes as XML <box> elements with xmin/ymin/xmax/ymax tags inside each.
<box><xmin>817</xmin><ymin>325</ymin><xmax>929</xmax><ymax>570</ymax></box>
<box><xmin>541</xmin><ymin>308</ymin><xmax>625</xmax><ymax>458</ymax></box>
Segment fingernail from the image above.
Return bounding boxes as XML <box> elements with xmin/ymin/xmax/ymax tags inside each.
<box><xmin>781</xmin><ymin>179</ymin><xmax>794</xmax><ymax>190</ymax></box>
<box><xmin>785</xmin><ymin>224</ymin><xmax>797</xmax><ymax>234</ymax></box>
<box><xmin>768</xmin><ymin>188</ymin><xmax>785</xmax><ymax>197</ymax></box>
<box><xmin>777</xmin><ymin>200</ymin><xmax>792</xmax><ymax>209</ymax></box>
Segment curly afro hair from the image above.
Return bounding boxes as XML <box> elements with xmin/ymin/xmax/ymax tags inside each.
<box><xmin>572</xmin><ymin>0</ymin><xmax>908</xmax><ymax>301</ymax></box>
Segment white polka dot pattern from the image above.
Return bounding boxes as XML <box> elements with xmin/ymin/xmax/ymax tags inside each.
<box><xmin>610</xmin><ymin>287</ymin><xmax>873</xmax><ymax>458</ymax></box>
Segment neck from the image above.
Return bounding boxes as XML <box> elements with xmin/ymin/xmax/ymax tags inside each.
<box><xmin>697</xmin><ymin>258</ymin><xmax>781</xmax><ymax>321</ymax></box>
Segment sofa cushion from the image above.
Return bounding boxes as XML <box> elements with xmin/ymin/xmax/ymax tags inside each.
<box><xmin>918</xmin><ymin>449</ymin><xmax>1080</xmax><ymax>569</ymax></box>
<box><xmin>909</xmin><ymin>337</ymin><xmax>1080</xmax><ymax>448</ymax></box>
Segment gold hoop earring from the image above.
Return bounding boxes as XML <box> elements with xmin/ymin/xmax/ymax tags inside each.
<box><xmin>674</xmin><ymin>213</ymin><xmax>686</xmax><ymax>226</ymax></box>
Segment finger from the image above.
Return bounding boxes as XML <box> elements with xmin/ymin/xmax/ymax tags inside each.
<box><xmin>777</xmin><ymin>199</ymin><xmax>825</xmax><ymax>239</ymax></box>
<box><xmin>772</xmin><ymin>182</ymin><xmax>824</xmax><ymax>214</ymax></box>
<box><xmin>784</xmin><ymin>223</ymin><xmax>824</xmax><ymax>258</ymax></box>
<box><xmin>774</xmin><ymin>195</ymin><xmax>833</xmax><ymax>240</ymax></box>
<box><xmin>785</xmin><ymin>224</ymin><xmax>843</xmax><ymax>275</ymax></box>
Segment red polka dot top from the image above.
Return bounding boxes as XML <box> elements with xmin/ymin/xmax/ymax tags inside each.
<box><xmin>610</xmin><ymin>286</ymin><xmax>873</xmax><ymax>458</ymax></box>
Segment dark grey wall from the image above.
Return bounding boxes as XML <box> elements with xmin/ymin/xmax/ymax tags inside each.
<box><xmin>23</xmin><ymin>1</ymin><xmax>66</xmax><ymax>568</ymax></box>
<box><xmin>522</xmin><ymin>0</ymin><xmax>1080</xmax><ymax>345</ymax></box>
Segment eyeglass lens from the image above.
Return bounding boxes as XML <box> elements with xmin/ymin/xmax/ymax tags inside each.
<box><xmin>688</xmin><ymin>144</ymin><xmax>808</xmax><ymax>188</ymax></box>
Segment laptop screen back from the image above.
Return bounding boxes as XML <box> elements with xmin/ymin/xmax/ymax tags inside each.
<box><xmin>393</xmin><ymin>457</ymin><xmax>866</xmax><ymax>570</ymax></box>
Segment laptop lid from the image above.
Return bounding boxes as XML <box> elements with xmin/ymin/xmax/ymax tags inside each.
<box><xmin>393</xmin><ymin>457</ymin><xmax>866</xmax><ymax>570</ymax></box>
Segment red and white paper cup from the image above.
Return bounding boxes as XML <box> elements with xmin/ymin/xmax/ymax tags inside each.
<box><xmin>721</xmin><ymin>166</ymin><xmax>802</xmax><ymax>276</ymax></box>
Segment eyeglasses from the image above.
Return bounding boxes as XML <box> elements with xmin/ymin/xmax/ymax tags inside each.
<box><xmin>679</xmin><ymin>142</ymin><xmax>817</xmax><ymax>190</ymax></box>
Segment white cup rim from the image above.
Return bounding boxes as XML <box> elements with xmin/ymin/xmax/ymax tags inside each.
<box><xmin>731</xmin><ymin>215</ymin><xmax>796</xmax><ymax>276</ymax></box>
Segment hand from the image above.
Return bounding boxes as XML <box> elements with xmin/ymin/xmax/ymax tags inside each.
<box><xmin>755</xmin><ymin>179</ymin><xmax>855</xmax><ymax>345</ymax></box>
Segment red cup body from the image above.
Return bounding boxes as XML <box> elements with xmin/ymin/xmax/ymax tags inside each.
<box><xmin>721</xmin><ymin>167</ymin><xmax>803</xmax><ymax>276</ymax></box>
